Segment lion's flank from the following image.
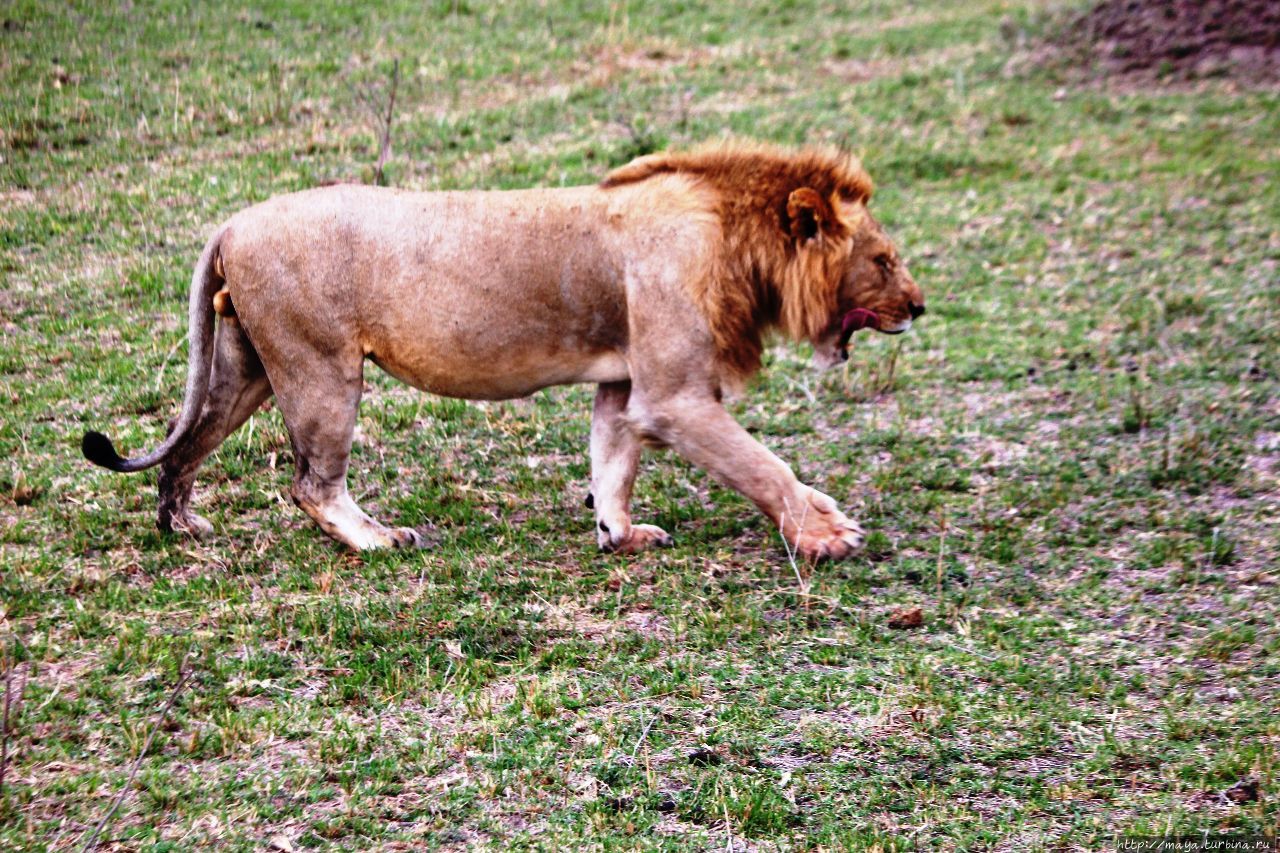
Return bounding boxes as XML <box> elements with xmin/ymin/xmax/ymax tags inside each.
<box><xmin>602</xmin><ymin>140</ymin><xmax>874</xmax><ymax>383</ymax></box>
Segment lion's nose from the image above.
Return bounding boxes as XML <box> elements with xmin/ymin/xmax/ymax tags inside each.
<box><xmin>909</xmin><ymin>302</ymin><xmax>926</xmax><ymax>320</ymax></box>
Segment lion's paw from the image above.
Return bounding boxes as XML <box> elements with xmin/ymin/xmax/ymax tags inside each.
<box><xmin>599</xmin><ymin>521</ymin><xmax>674</xmax><ymax>555</ymax></box>
<box><xmin>347</xmin><ymin>525</ymin><xmax>424</xmax><ymax>551</ymax></box>
<box><xmin>168</xmin><ymin>512</ymin><xmax>215</xmax><ymax>540</ymax></box>
<box><xmin>796</xmin><ymin>517</ymin><xmax>865</xmax><ymax>561</ymax></box>
<box><xmin>388</xmin><ymin>526</ymin><xmax>424</xmax><ymax>549</ymax></box>
<box><xmin>787</xmin><ymin>490</ymin><xmax>865</xmax><ymax>561</ymax></box>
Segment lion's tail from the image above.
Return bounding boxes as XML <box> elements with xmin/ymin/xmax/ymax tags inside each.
<box><xmin>82</xmin><ymin>227</ymin><xmax>227</xmax><ymax>473</ymax></box>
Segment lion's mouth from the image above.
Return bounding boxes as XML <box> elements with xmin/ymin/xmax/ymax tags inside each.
<box><xmin>837</xmin><ymin>308</ymin><xmax>880</xmax><ymax>359</ymax></box>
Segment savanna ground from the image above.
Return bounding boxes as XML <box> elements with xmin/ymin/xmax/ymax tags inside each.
<box><xmin>1</xmin><ymin>0</ymin><xmax>1277</xmax><ymax>849</ymax></box>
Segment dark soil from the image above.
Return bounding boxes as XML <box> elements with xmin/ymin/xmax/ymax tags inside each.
<box><xmin>1052</xmin><ymin>0</ymin><xmax>1280</xmax><ymax>83</ymax></box>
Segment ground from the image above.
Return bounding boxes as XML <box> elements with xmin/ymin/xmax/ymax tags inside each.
<box><xmin>0</xmin><ymin>0</ymin><xmax>1277</xmax><ymax>850</ymax></box>
<box><xmin>1048</xmin><ymin>0</ymin><xmax>1280</xmax><ymax>83</ymax></box>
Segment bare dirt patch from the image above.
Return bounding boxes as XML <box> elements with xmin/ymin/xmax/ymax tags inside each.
<box><xmin>1049</xmin><ymin>0</ymin><xmax>1280</xmax><ymax>84</ymax></box>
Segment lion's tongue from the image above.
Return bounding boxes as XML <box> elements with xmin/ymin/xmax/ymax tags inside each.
<box><xmin>840</xmin><ymin>308</ymin><xmax>880</xmax><ymax>346</ymax></box>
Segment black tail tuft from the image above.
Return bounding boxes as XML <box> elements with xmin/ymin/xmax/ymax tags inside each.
<box><xmin>82</xmin><ymin>431</ymin><xmax>127</xmax><ymax>471</ymax></box>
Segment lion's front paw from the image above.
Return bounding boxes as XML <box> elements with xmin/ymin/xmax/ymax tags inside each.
<box><xmin>598</xmin><ymin>521</ymin><xmax>674</xmax><ymax>555</ymax></box>
<box><xmin>797</xmin><ymin>516</ymin><xmax>865</xmax><ymax>561</ymax></box>
<box><xmin>786</xmin><ymin>490</ymin><xmax>865</xmax><ymax>561</ymax></box>
<box><xmin>388</xmin><ymin>526</ymin><xmax>424</xmax><ymax>549</ymax></box>
<box><xmin>349</xmin><ymin>525</ymin><xmax>424</xmax><ymax>551</ymax></box>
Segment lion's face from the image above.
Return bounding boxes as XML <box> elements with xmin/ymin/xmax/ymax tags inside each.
<box><xmin>811</xmin><ymin>207</ymin><xmax>924</xmax><ymax>369</ymax></box>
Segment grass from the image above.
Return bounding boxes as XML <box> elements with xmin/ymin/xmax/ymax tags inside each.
<box><xmin>2</xmin><ymin>0</ymin><xmax>1277</xmax><ymax>849</ymax></box>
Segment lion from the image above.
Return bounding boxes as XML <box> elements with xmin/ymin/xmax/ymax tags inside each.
<box><xmin>82</xmin><ymin>140</ymin><xmax>924</xmax><ymax>560</ymax></box>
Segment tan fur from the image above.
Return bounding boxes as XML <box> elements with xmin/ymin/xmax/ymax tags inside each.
<box><xmin>85</xmin><ymin>141</ymin><xmax>923</xmax><ymax>560</ymax></box>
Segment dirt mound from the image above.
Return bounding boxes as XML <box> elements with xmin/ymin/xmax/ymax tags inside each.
<box><xmin>1053</xmin><ymin>0</ymin><xmax>1280</xmax><ymax>83</ymax></box>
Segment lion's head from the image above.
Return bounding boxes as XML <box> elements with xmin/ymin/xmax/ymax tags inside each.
<box><xmin>602</xmin><ymin>140</ymin><xmax>924</xmax><ymax>381</ymax></box>
<box><xmin>800</xmin><ymin>195</ymin><xmax>926</xmax><ymax>370</ymax></box>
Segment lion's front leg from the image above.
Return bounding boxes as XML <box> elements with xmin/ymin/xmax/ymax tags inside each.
<box><xmin>631</xmin><ymin>394</ymin><xmax>864</xmax><ymax>561</ymax></box>
<box><xmin>588</xmin><ymin>381</ymin><xmax>674</xmax><ymax>554</ymax></box>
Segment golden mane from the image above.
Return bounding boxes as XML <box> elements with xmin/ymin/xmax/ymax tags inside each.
<box><xmin>602</xmin><ymin>140</ymin><xmax>875</xmax><ymax>383</ymax></box>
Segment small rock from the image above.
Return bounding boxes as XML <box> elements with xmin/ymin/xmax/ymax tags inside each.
<box><xmin>1223</xmin><ymin>778</ymin><xmax>1259</xmax><ymax>804</ymax></box>
<box><xmin>12</xmin><ymin>483</ymin><xmax>39</xmax><ymax>506</ymax></box>
<box><xmin>887</xmin><ymin>606</ymin><xmax>924</xmax><ymax>630</ymax></box>
<box><xmin>688</xmin><ymin>747</ymin><xmax>722</xmax><ymax>767</ymax></box>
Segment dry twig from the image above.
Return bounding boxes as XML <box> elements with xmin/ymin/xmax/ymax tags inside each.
<box><xmin>79</xmin><ymin>659</ymin><xmax>196</xmax><ymax>853</ymax></box>
<box><xmin>350</xmin><ymin>59</ymin><xmax>400</xmax><ymax>186</ymax></box>
<box><xmin>0</xmin><ymin>645</ymin><xmax>29</xmax><ymax>811</ymax></box>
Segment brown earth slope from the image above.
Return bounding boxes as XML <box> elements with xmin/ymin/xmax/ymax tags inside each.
<box><xmin>1052</xmin><ymin>0</ymin><xmax>1280</xmax><ymax>83</ymax></box>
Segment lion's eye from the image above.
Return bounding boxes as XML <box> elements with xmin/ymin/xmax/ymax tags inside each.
<box><xmin>874</xmin><ymin>254</ymin><xmax>892</xmax><ymax>273</ymax></box>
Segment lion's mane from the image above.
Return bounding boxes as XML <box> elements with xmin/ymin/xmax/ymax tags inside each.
<box><xmin>602</xmin><ymin>140</ymin><xmax>875</xmax><ymax>381</ymax></box>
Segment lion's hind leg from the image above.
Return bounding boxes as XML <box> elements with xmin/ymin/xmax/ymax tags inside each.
<box><xmin>290</xmin><ymin>465</ymin><xmax>421</xmax><ymax>551</ymax></box>
<box><xmin>158</xmin><ymin>319</ymin><xmax>272</xmax><ymax>538</ymax></box>
<box><xmin>267</xmin><ymin>358</ymin><xmax>420</xmax><ymax>551</ymax></box>
<box><xmin>588</xmin><ymin>382</ymin><xmax>674</xmax><ymax>554</ymax></box>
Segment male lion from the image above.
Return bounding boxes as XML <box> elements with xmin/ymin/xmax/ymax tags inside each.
<box><xmin>83</xmin><ymin>141</ymin><xmax>923</xmax><ymax>560</ymax></box>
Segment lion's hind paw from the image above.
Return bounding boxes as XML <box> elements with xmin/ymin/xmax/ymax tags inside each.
<box><xmin>166</xmin><ymin>511</ymin><xmax>215</xmax><ymax>540</ymax></box>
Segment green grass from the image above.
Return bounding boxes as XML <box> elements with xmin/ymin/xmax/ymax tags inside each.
<box><xmin>2</xmin><ymin>0</ymin><xmax>1278</xmax><ymax>849</ymax></box>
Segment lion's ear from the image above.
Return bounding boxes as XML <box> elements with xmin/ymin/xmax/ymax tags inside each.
<box><xmin>786</xmin><ymin>187</ymin><xmax>834</xmax><ymax>242</ymax></box>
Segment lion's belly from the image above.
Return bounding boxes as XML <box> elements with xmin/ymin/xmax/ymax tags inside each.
<box><xmin>368</xmin><ymin>344</ymin><xmax>631</xmax><ymax>400</ymax></box>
